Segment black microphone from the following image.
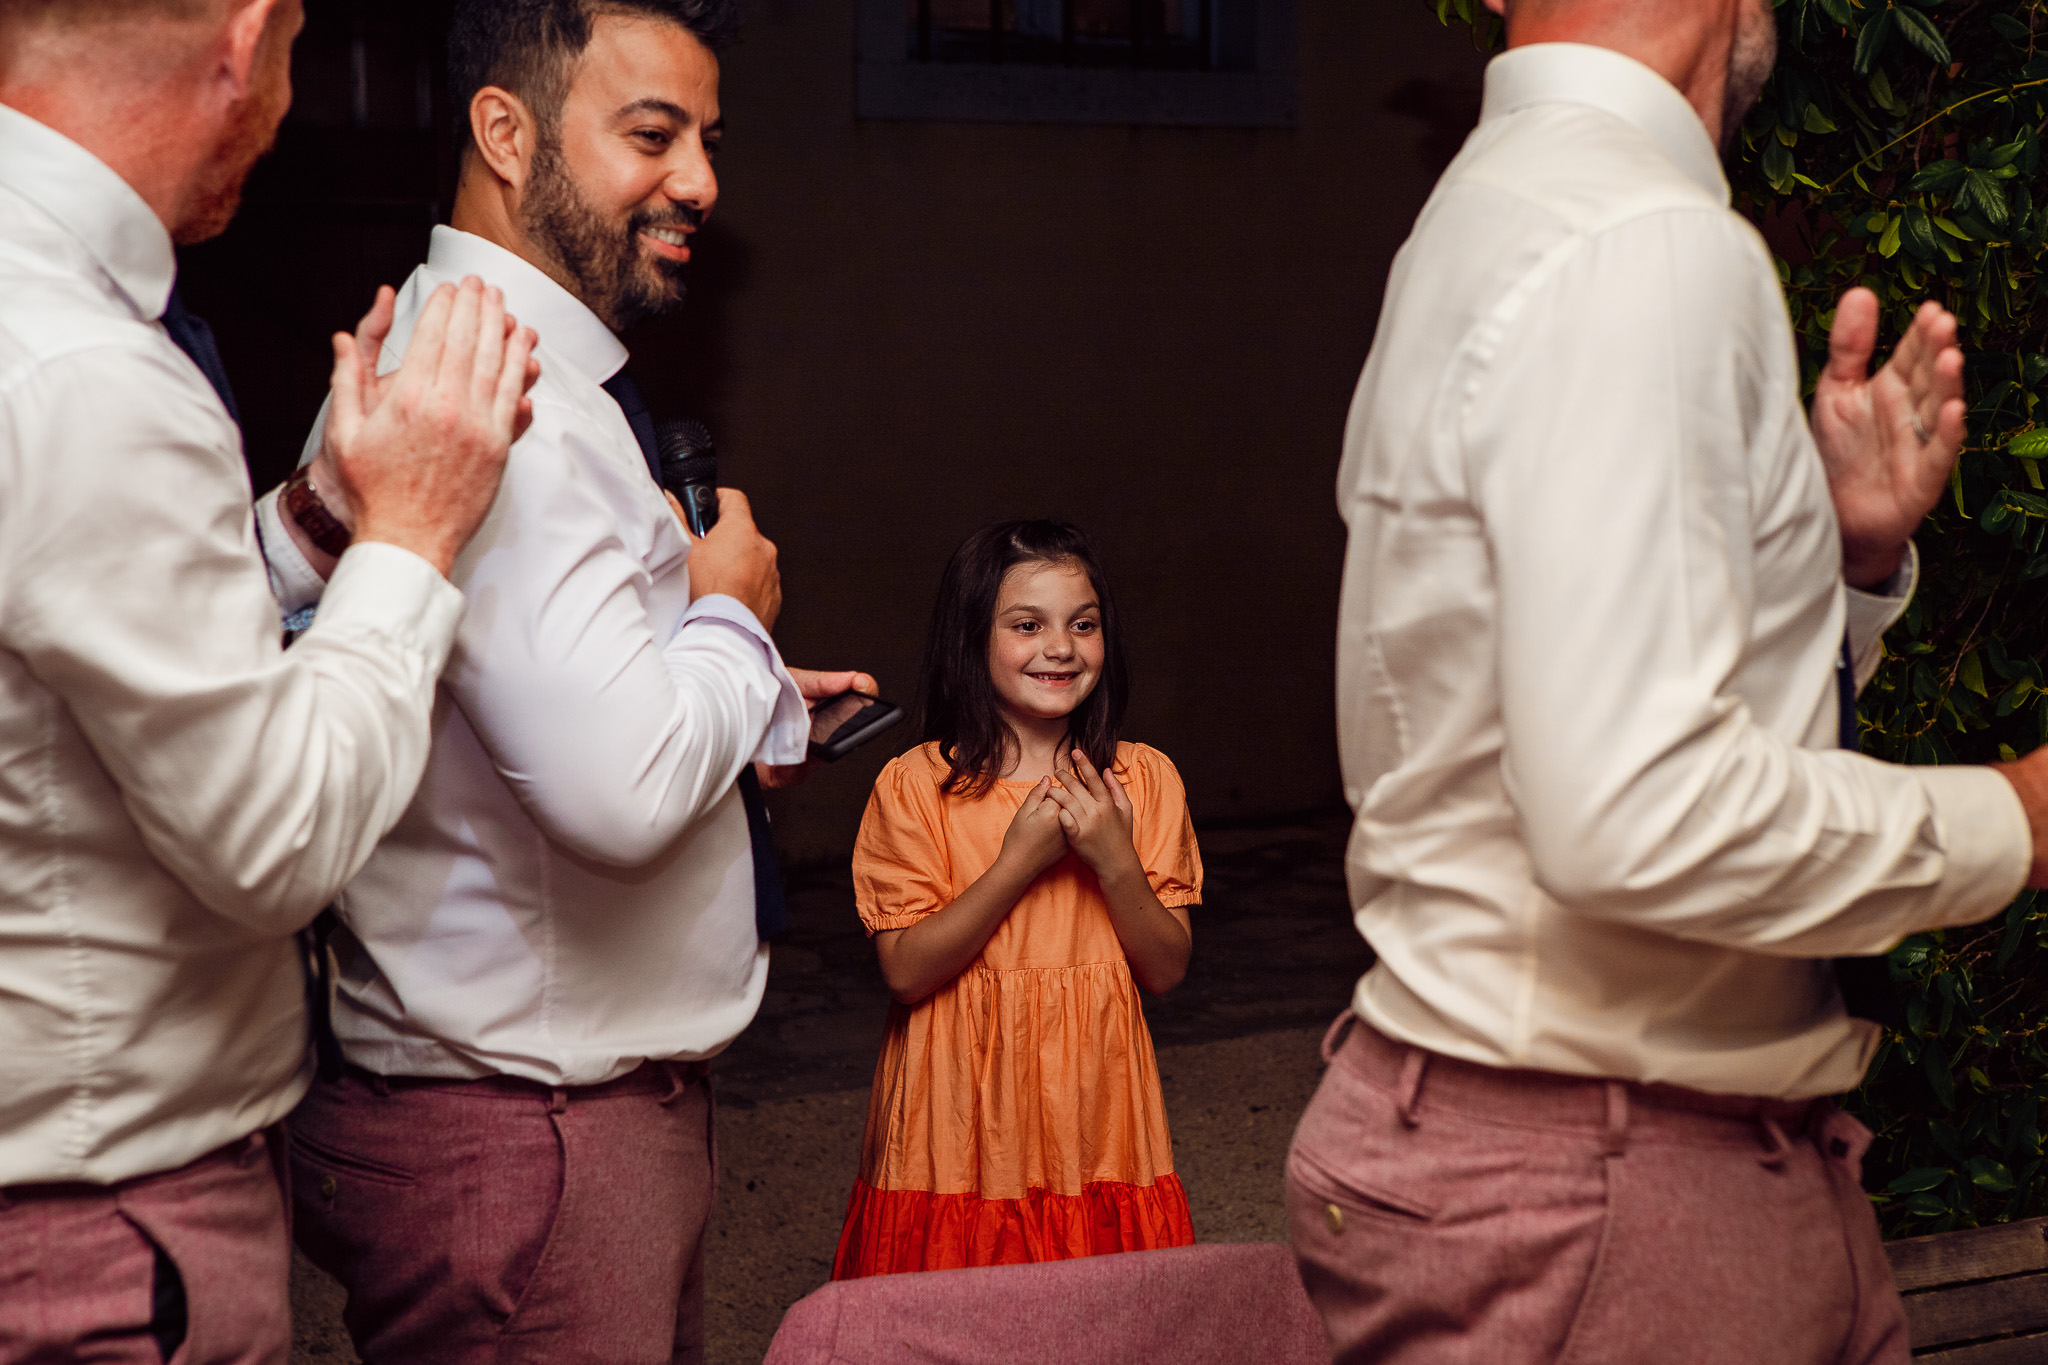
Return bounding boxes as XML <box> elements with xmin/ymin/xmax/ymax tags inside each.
<box><xmin>656</xmin><ymin>418</ymin><xmax>719</xmax><ymax>537</ymax></box>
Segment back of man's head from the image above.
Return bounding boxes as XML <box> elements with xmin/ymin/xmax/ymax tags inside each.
<box><xmin>0</xmin><ymin>0</ymin><xmax>213</xmax><ymax>60</ymax></box>
<box><xmin>4</xmin><ymin>0</ymin><xmax>208</xmax><ymax>20</ymax></box>
<box><xmin>1</xmin><ymin>0</ymin><xmax>297</xmax><ymax>244</ymax></box>
<box><xmin>448</xmin><ymin>0</ymin><xmax>737</xmax><ymax>151</ymax></box>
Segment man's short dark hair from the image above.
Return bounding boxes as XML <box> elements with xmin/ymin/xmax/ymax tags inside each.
<box><xmin>447</xmin><ymin>0</ymin><xmax>739</xmax><ymax>148</ymax></box>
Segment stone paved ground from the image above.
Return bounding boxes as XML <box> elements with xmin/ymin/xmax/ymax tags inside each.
<box><xmin>290</xmin><ymin>813</ymin><xmax>1364</xmax><ymax>1364</ymax></box>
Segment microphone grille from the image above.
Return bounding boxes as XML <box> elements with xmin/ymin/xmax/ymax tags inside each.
<box><xmin>656</xmin><ymin>418</ymin><xmax>714</xmax><ymax>463</ymax></box>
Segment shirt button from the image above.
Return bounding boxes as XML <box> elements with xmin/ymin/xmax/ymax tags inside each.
<box><xmin>1324</xmin><ymin>1202</ymin><xmax>1345</xmax><ymax>1236</ymax></box>
<box><xmin>319</xmin><ymin>1175</ymin><xmax>338</xmax><ymax>1200</ymax></box>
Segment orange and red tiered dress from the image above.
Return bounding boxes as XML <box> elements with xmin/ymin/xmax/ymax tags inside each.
<box><xmin>831</xmin><ymin>740</ymin><xmax>1203</xmax><ymax>1278</ymax></box>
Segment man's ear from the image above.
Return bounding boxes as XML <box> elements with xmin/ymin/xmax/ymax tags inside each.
<box><xmin>219</xmin><ymin>0</ymin><xmax>282</xmax><ymax>98</ymax></box>
<box><xmin>470</xmin><ymin>86</ymin><xmax>537</xmax><ymax>193</ymax></box>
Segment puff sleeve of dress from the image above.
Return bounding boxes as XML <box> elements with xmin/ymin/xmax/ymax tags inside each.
<box><xmin>1123</xmin><ymin>744</ymin><xmax>1203</xmax><ymax>910</ymax></box>
<box><xmin>855</xmin><ymin>753</ymin><xmax>956</xmax><ymax>935</ymax></box>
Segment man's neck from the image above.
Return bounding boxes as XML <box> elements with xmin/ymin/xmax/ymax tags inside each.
<box><xmin>1502</xmin><ymin>2</ymin><xmax>1736</xmax><ymax>144</ymax></box>
<box><xmin>0</xmin><ymin>71</ymin><xmax>208</xmax><ymax>235</ymax></box>
<box><xmin>449</xmin><ymin>168</ymin><xmax>595</xmax><ymax>319</ymax></box>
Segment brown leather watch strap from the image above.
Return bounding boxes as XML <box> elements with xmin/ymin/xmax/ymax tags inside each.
<box><xmin>283</xmin><ymin>467</ymin><xmax>354</xmax><ymax>560</ymax></box>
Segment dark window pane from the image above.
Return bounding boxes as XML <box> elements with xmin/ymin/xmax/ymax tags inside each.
<box><xmin>920</xmin><ymin>0</ymin><xmax>992</xmax><ymax>31</ymax></box>
<box><xmin>910</xmin><ymin>0</ymin><xmax>1231</xmax><ymax>68</ymax></box>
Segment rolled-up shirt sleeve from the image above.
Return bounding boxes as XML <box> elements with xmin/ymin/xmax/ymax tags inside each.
<box><xmin>0</xmin><ymin>346</ymin><xmax>461</xmax><ymax>932</ymax></box>
<box><xmin>1470</xmin><ymin>208</ymin><xmax>2030</xmax><ymax>957</ymax></box>
<box><xmin>437</xmin><ymin>401</ymin><xmax>805</xmax><ymax>869</ymax></box>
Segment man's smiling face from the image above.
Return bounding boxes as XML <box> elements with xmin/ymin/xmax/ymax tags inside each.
<box><xmin>522</xmin><ymin>13</ymin><xmax>722</xmax><ymax>331</ymax></box>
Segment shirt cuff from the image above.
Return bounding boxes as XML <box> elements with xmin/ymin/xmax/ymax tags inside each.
<box><xmin>677</xmin><ymin>594</ymin><xmax>809</xmax><ymax>766</ymax></box>
<box><xmin>1844</xmin><ymin>541</ymin><xmax>1917</xmax><ymax>689</ymax></box>
<box><xmin>1917</xmin><ymin>762</ymin><xmax>2032</xmax><ymax>931</ymax></box>
<box><xmin>254</xmin><ymin>486</ymin><xmax>328</xmax><ymax>618</ymax></box>
<box><xmin>310</xmin><ymin>540</ymin><xmax>465</xmax><ymax>675</ymax></box>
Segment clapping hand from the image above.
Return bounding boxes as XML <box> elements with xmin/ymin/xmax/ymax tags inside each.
<box><xmin>1046</xmin><ymin>749</ymin><xmax>1141</xmax><ymax>880</ymax></box>
<box><xmin>1811</xmin><ymin>287</ymin><xmax>1967</xmax><ymax>588</ymax></box>
<box><xmin>313</xmin><ymin>283</ymin><xmax>541</xmax><ymax>532</ymax></box>
<box><xmin>330</xmin><ymin>284</ymin><xmax>541</xmax><ymax>448</ymax></box>
<box><xmin>317</xmin><ymin>278</ymin><xmax>540</xmax><ymax>577</ymax></box>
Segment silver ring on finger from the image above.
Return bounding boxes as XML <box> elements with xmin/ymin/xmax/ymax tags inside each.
<box><xmin>1911</xmin><ymin>412</ymin><xmax>1932</xmax><ymax>444</ymax></box>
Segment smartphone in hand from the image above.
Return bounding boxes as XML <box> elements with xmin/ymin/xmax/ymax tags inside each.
<box><xmin>808</xmin><ymin>691</ymin><xmax>905</xmax><ymax>762</ymax></box>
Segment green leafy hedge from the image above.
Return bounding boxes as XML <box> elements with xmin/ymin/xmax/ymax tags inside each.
<box><xmin>1432</xmin><ymin>0</ymin><xmax>2048</xmax><ymax>1236</ymax></box>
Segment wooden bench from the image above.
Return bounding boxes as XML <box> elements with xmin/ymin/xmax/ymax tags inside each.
<box><xmin>1888</xmin><ymin>1217</ymin><xmax>2048</xmax><ymax>1360</ymax></box>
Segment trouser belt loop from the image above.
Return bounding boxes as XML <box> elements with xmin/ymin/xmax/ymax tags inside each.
<box><xmin>1602</xmin><ymin>1082</ymin><xmax>1629</xmax><ymax>1157</ymax></box>
<box><xmin>657</xmin><ymin>1062</ymin><xmax>688</xmax><ymax>1106</ymax></box>
<box><xmin>1758</xmin><ymin>1114</ymin><xmax>1793</xmax><ymax>1170</ymax></box>
<box><xmin>1395</xmin><ymin>1049</ymin><xmax>1428</xmax><ymax>1128</ymax></box>
<box><xmin>549</xmin><ymin>1087</ymin><xmax>569</xmax><ymax>1117</ymax></box>
<box><xmin>1321</xmin><ymin>1011</ymin><xmax>1357</xmax><ymax>1064</ymax></box>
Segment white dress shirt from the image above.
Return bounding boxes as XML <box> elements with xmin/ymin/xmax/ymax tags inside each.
<box><xmin>259</xmin><ymin>227</ymin><xmax>808</xmax><ymax>1086</ymax></box>
<box><xmin>1335</xmin><ymin>45</ymin><xmax>2033</xmax><ymax>1100</ymax></box>
<box><xmin>0</xmin><ymin>105</ymin><xmax>464</xmax><ymax>1184</ymax></box>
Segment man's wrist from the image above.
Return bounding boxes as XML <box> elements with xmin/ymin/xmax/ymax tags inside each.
<box><xmin>1842</xmin><ymin>539</ymin><xmax>1907</xmax><ymax>591</ymax></box>
<box><xmin>353</xmin><ymin>521</ymin><xmax>460</xmax><ymax>579</ymax></box>
<box><xmin>283</xmin><ymin>466</ymin><xmax>354</xmax><ymax>563</ymax></box>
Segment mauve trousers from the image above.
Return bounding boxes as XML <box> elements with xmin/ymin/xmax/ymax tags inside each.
<box><xmin>288</xmin><ymin>1061</ymin><xmax>715</xmax><ymax>1365</ymax></box>
<box><xmin>0</xmin><ymin>1129</ymin><xmax>291</xmax><ymax>1365</ymax></box>
<box><xmin>1286</xmin><ymin>1015</ymin><xmax>1911</xmax><ymax>1365</ymax></box>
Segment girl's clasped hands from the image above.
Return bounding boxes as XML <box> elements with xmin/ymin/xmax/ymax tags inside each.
<box><xmin>1007</xmin><ymin>749</ymin><xmax>1143</xmax><ymax>884</ymax></box>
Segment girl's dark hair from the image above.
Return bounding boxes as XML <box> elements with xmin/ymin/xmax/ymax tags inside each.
<box><xmin>919</xmin><ymin>520</ymin><xmax>1129</xmax><ymax>799</ymax></box>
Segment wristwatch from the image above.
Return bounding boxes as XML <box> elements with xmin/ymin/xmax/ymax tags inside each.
<box><xmin>283</xmin><ymin>466</ymin><xmax>354</xmax><ymax>559</ymax></box>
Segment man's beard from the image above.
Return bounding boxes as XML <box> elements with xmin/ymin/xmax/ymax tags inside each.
<box><xmin>523</xmin><ymin>138</ymin><xmax>697</xmax><ymax>332</ymax></box>
<box><xmin>173</xmin><ymin>86</ymin><xmax>283</xmax><ymax>245</ymax></box>
<box><xmin>1721</xmin><ymin>0</ymin><xmax>1779</xmax><ymax>149</ymax></box>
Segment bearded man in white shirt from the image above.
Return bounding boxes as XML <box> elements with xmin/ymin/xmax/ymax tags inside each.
<box><xmin>0</xmin><ymin>0</ymin><xmax>540</xmax><ymax>1362</ymax></box>
<box><xmin>256</xmin><ymin>1</ymin><xmax>867</xmax><ymax>1359</ymax></box>
<box><xmin>1288</xmin><ymin>1</ymin><xmax>2048</xmax><ymax>1361</ymax></box>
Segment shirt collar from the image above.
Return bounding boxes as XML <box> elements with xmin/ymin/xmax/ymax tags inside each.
<box><xmin>424</xmin><ymin>225</ymin><xmax>629</xmax><ymax>384</ymax></box>
<box><xmin>1480</xmin><ymin>43</ymin><xmax>1730</xmax><ymax>204</ymax></box>
<box><xmin>0</xmin><ymin>102</ymin><xmax>176</xmax><ymax>320</ymax></box>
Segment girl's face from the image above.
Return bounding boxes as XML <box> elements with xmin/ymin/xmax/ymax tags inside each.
<box><xmin>987</xmin><ymin>560</ymin><xmax>1105</xmax><ymax>726</ymax></box>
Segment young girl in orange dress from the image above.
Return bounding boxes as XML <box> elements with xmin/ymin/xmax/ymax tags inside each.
<box><xmin>832</xmin><ymin>519</ymin><xmax>1201</xmax><ymax>1279</ymax></box>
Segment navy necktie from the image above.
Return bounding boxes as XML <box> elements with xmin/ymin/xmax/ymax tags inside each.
<box><xmin>602</xmin><ymin>369</ymin><xmax>789</xmax><ymax>941</ymax></box>
<box><xmin>161</xmin><ymin>285</ymin><xmax>349</xmax><ymax>1079</ymax></box>
<box><xmin>161</xmin><ymin>287</ymin><xmax>240</xmax><ymax>423</ymax></box>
